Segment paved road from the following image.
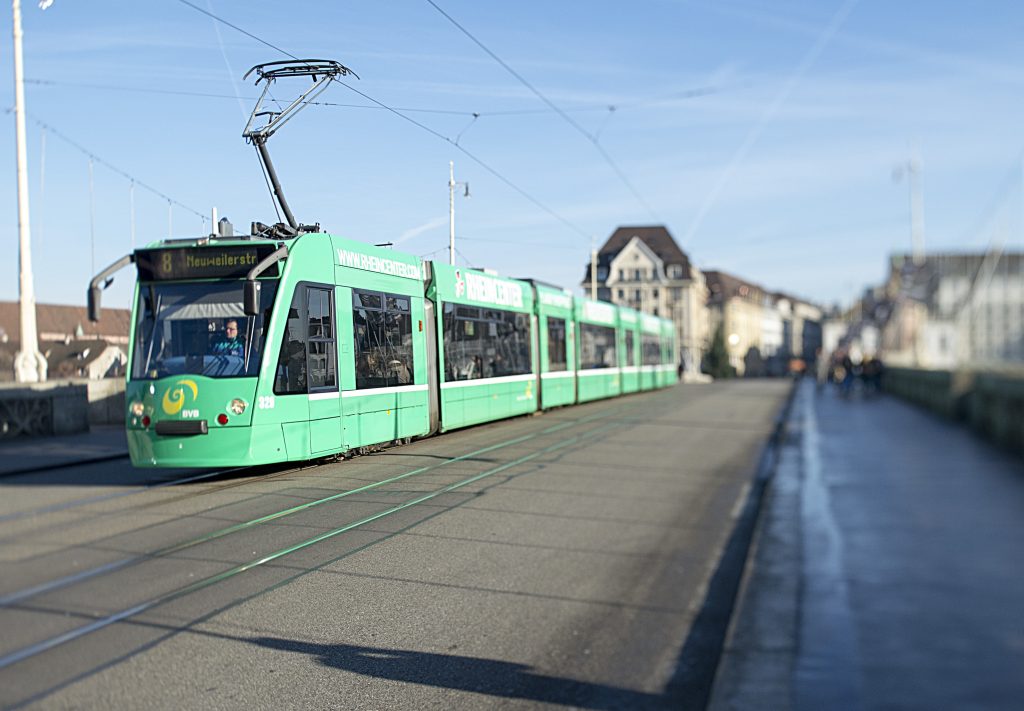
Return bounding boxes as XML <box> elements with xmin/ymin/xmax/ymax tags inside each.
<box><xmin>711</xmin><ymin>380</ymin><xmax>1024</xmax><ymax>711</ymax></box>
<box><xmin>1</xmin><ymin>381</ymin><xmax>790</xmax><ymax>709</ymax></box>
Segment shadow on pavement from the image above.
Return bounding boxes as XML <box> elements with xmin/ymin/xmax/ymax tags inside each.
<box><xmin>254</xmin><ymin>637</ymin><xmax>669</xmax><ymax>710</ymax></box>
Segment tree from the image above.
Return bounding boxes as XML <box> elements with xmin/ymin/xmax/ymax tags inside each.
<box><xmin>703</xmin><ymin>323</ymin><xmax>735</xmax><ymax>379</ymax></box>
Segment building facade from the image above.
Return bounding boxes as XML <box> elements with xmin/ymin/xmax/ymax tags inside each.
<box><xmin>879</xmin><ymin>252</ymin><xmax>1024</xmax><ymax>367</ymax></box>
<box><xmin>582</xmin><ymin>226</ymin><xmax>708</xmax><ymax>373</ymax></box>
<box><xmin>704</xmin><ymin>271</ymin><xmax>823</xmax><ymax>376</ymax></box>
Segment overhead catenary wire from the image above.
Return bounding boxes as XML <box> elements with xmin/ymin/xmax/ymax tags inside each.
<box><xmin>4</xmin><ymin>108</ymin><xmax>209</xmax><ymax>226</ymax></box>
<box><xmin>423</xmin><ymin>0</ymin><xmax>662</xmax><ymax>223</ymax></box>
<box><xmin>24</xmin><ymin>77</ymin><xmax>730</xmax><ymax>119</ymax></box>
<box><xmin>172</xmin><ymin>1</ymin><xmax>593</xmax><ymax>243</ymax></box>
<box><xmin>454</xmin><ymin>245</ymin><xmax>477</xmax><ymax>269</ymax></box>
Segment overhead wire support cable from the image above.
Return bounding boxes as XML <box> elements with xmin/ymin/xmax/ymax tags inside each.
<box><xmin>423</xmin><ymin>0</ymin><xmax>662</xmax><ymax>223</ymax></box>
<box><xmin>333</xmin><ymin>79</ymin><xmax>591</xmax><ymax>241</ymax></box>
<box><xmin>6</xmin><ymin>108</ymin><xmax>208</xmax><ymax>225</ymax></box>
<box><xmin>175</xmin><ymin>0</ymin><xmax>299</xmax><ymax>60</ymax></box>
<box><xmin>173</xmin><ymin>1</ymin><xmax>593</xmax><ymax>242</ymax></box>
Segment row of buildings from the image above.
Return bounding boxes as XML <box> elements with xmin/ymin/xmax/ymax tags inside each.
<box><xmin>0</xmin><ymin>302</ymin><xmax>130</xmax><ymax>381</ymax></box>
<box><xmin>583</xmin><ymin>226</ymin><xmax>823</xmax><ymax>376</ymax></box>
<box><xmin>835</xmin><ymin>252</ymin><xmax>1024</xmax><ymax>369</ymax></box>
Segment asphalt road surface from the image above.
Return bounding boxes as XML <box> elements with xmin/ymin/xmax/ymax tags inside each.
<box><xmin>0</xmin><ymin>381</ymin><xmax>790</xmax><ymax>710</ymax></box>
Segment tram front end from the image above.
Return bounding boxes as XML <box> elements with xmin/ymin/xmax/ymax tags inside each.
<box><xmin>90</xmin><ymin>240</ymin><xmax>288</xmax><ymax>468</ymax></box>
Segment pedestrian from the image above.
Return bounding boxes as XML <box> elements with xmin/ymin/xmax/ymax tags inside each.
<box><xmin>815</xmin><ymin>347</ymin><xmax>829</xmax><ymax>392</ymax></box>
<box><xmin>839</xmin><ymin>351</ymin><xmax>855</xmax><ymax>398</ymax></box>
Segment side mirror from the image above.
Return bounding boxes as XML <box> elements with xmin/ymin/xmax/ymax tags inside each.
<box><xmin>243</xmin><ymin>280</ymin><xmax>261</xmax><ymax>316</ymax></box>
<box><xmin>88</xmin><ymin>285</ymin><xmax>102</xmax><ymax>322</ymax></box>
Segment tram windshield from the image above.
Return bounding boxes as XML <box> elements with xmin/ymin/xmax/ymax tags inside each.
<box><xmin>131</xmin><ymin>281</ymin><xmax>278</xmax><ymax>380</ymax></box>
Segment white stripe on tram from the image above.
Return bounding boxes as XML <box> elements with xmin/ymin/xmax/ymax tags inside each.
<box><xmin>577</xmin><ymin>368</ymin><xmax>618</xmax><ymax>377</ymax></box>
<box><xmin>441</xmin><ymin>373</ymin><xmax>537</xmax><ymax>389</ymax></box>
<box><xmin>309</xmin><ymin>391</ymin><xmax>340</xmax><ymax>401</ymax></box>
<box><xmin>341</xmin><ymin>384</ymin><xmax>429</xmax><ymax>398</ymax></box>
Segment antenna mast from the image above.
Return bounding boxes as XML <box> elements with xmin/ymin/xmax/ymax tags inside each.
<box><xmin>242</xmin><ymin>59</ymin><xmax>357</xmax><ymax>233</ymax></box>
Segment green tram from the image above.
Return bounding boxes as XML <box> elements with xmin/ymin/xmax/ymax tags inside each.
<box><xmin>89</xmin><ymin>232</ymin><xmax>679</xmax><ymax>468</ymax></box>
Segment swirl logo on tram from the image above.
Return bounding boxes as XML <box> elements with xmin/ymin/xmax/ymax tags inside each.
<box><xmin>161</xmin><ymin>379</ymin><xmax>199</xmax><ymax>416</ymax></box>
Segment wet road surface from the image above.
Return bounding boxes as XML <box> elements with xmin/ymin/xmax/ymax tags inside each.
<box><xmin>712</xmin><ymin>380</ymin><xmax>1024</xmax><ymax>711</ymax></box>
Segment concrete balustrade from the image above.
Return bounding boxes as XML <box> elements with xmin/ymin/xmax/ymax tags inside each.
<box><xmin>0</xmin><ymin>378</ymin><xmax>126</xmax><ymax>438</ymax></box>
<box><xmin>884</xmin><ymin>366</ymin><xmax>1024</xmax><ymax>458</ymax></box>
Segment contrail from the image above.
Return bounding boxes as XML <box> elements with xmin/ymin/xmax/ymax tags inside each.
<box><xmin>397</xmin><ymin>215</ymin><xmax>448</xmax><ymax>244</ymax></box>
<box><xmin>207</xmin><ymin>0</ymin><xmax>248</xmax><ymax>121</ymax></box>
<box><xmin>682</xmin><ymin>0</ymin><xmax>861</xmax><ymax>246</ymax></box>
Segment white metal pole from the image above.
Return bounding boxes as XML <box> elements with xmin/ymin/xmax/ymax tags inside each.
<box><xmin>590</xmin><ymin>237</ymin><xmax>597</xmax><ymax>300</ymax></box>
<box><xmin>37</xmin><ymin>125</ymin><xmax>44</xmax><ymax>250</ymax></box>
<box><xmin>448</xmin><ymin>161</ymin><xmax>455</xmax><ymax>266</ymax></box>
<box><xmin>211</xmin><ymin>206</ymin><xmax>218</xmax><ymax>236</ymax></box>
<box><xmin>129</xmin><ymin>179</ymin><xmax>135</xmax><ymax>249</ymax></box>
<box><xmin>88</xmin><ymin>156</ymin><xmax>95</xmax><ymax>276</ymax></box>
<box><xmin>909</xmin><ymin>153</ymin><xmax>925</xmax><ymax>265</ymax></box>
<box><xmin>12</xmin><ymin>0</ymin><xmax>46</xmax><ymax>382</ymax></box>
<box><xmin>167</xmin><ymin>199</ymin><xmax>172</xmax><ymax>238</ymax></box>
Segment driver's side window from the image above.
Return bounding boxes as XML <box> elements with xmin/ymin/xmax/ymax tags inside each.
<box><xmin>274</xmin><ymin>289</ymin><xmax>307</xmax><ymax>395</ymax></box>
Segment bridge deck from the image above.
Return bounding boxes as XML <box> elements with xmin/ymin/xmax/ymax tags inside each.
<box><xmin>0</xmin><ymin>381</ymin><xmax>789</xmax><ymax>709</ymax></box>
<box><xmin>712</xmin><ymin>381</ymin><xmax>1024</xmax><ymax>711</ymax></box>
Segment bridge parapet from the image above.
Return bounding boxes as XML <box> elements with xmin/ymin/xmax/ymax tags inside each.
<box><xmin>0</xmin><ymin>382</ymin><xmax>88</xmax><ymax>438</ymax></box>
<box><xmin>884</xmin><ymin>367</ymin><xmax>1024</xmax><ymax>457</ymax></box>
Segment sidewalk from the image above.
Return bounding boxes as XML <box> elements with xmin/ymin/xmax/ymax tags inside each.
<box><xmin>0</xmin><ymin>426</ymin><xmax>129</xmax><ymax>477</ymax></box>
<box><xmin>710</xmin><ymin>380</ymin><xmax>1024</xmax><ymax>711</ymax></box>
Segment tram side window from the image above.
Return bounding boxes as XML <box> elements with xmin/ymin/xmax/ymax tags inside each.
<box><xmin>642</xmin><ymin>334</ymin><xmax>661</xmax><ymax>365</ymax></box>
<box><xmin>442</xmin><ymin>303</ymin><xmax>531</xmax><ymax>381</ymax></box>
<box><xmin>625</xmin><ymin>330</ymin><xmax>636</xmax><ymax>367</ymax></box>
<box><xmin>274</xmin><ymin>286</ymin><xmax>337</xmax><ymax>395</ymax></box>
<box><xmin>546</xmin><ymin>316</ymin><xmax>567</xmax><ymax>372</ymax></box>
<box><xmin>352</xmin><ymin>289</ymin><xmax>414</xmax><ymax>390</ymax></box>
<box><xmin>307</xmin><ymin>288</ymin><xmax>336</xmax><ymax>390</ymax></box>
<box><xmin>579</xmin><ymin>323</ymin><xmax>616</xmax><ymax>369</ymax></box>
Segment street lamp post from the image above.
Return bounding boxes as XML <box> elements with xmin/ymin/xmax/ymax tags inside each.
<box><xmin>448</xmin><ymin>161</ymin><xmax>469</xmax><ymax>266</ymax></box>
<box><xmin>12</xmin><ymin>0</ymin><xmax>46</xmax><ymax>382</ymax></box>
<box><xmin>893</xmin><ymin>152</ymin><xmax>925</xmax><ymax>266</ymax></box>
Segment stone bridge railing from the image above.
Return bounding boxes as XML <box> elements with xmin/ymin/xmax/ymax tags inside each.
<box><xmin>883</xmin><ymin>367</ymin><xmax>1024</xmax><ymax>458</ymax></box>
<box><xmin>0</xmin><ymin>378</ymin><xmax>125</xmax><ymax>439</ymax></box>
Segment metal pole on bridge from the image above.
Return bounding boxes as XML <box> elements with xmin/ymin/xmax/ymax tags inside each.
<box><xmin>12</xmin><ymin>0</ymin><xmax>46</xmax><ymax>383</ymax></box>
<box><xmin>448</xmin><ymin>161</ymin><xmax>455</xmax><ymax>266</ymax></box>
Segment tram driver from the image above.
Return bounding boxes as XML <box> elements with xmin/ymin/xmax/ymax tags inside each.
<box><xmin>210</xmin><ymin>319</ymin><xmax>244</xmax><ymax>358</ymax></box>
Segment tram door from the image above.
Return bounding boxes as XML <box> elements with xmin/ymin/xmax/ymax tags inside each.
<box><xmin>305</xmin><ymin>286</ymin><xmax>341</xmax><ymax>453</ymax></box>
<box><xmin>274</xmin><ymin>283</ymin><xmax>341</xmax><ymax>457</ymax></box>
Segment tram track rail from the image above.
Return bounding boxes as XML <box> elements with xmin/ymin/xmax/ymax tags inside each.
<box><xmin>0</xmin><ymin>400</ymin><xmax>647</xmax><ymax>611</ymax></box>
<box><xmin>0</xmin><ymin>465</ymin><xmax>250</xmax><ymax>526</ymax></box>
<box><xmin>0</xmin><ymin>453</ymin><xmax>131</xmax><ymax>480</ymax></box>
<box><xmin>0</xmin><ymin>398</ymin><xmax>659</xmax><ymax>671</ymax></box>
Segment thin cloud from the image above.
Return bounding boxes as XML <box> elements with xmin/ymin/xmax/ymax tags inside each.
<box><xmin>396</xmin><ymin>215</ymin><xmax>448</xmax><ymax>244</ymax></box>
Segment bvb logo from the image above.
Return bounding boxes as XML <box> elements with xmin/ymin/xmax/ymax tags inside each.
<box><xmin>162</xmin><ymin>379</ymin><xmax>199</xmax><ymax>415</ymax></box>
<box><xmin>454</xmin><ymin>269</ymin><xmax>465</xmax><ymax>298</ymax></box>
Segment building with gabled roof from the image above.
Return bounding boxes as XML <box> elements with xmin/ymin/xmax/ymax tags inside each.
<box><xmin>582</xmin><ymin>225</ymin><xmax>708</xmax><ymax>373</ymax></box>
<box><xmin>0</xmin><ymin>302</ymin><xmax>131</xmax><ymax>381</ymax></box>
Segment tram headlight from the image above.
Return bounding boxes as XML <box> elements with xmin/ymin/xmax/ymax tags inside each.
<box><xmin>129</xmin><ymin>401</ymin><xmax>145</xmax><ymax>417</ymax></box>
<box><xmin>229</xmin><ymin>398</ymin><xmax>247</xmax><ymax>416</ymax></box>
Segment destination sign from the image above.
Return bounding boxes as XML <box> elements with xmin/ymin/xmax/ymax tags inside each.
<box><xmin>136</xmin><ymin>245</ymin><xmax>279</xmax><ymax>281</ymax></box>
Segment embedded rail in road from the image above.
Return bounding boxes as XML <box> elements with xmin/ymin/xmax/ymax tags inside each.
<box><xmin>0</xmin><ymin>381</ymin><xmax>790</xmax><ymax>709</ymax></box>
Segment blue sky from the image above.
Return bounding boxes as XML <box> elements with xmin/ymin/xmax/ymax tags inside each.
<box><xmin>2</xmin><ymin>0</ymin><xmax>1023</xmax><ymax>310</ymax></box>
